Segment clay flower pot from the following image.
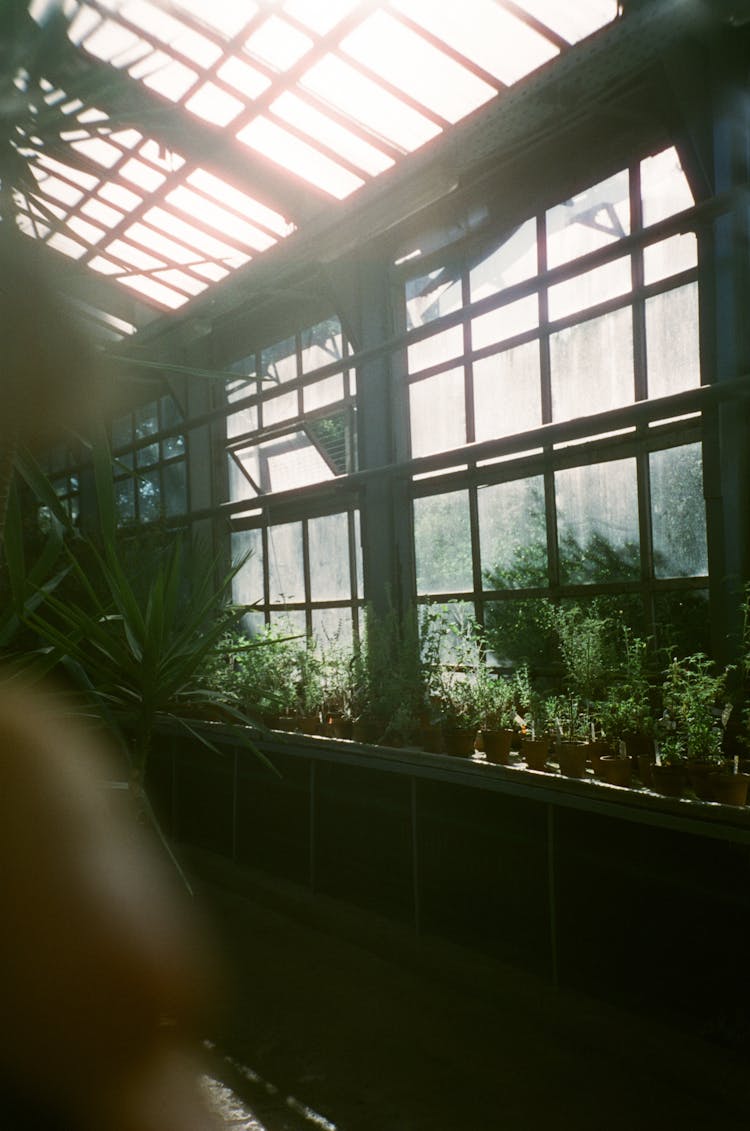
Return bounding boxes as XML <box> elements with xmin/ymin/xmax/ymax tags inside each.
<box><xmin>522</xmin><ymin>736</ymin><xmax>551</xmax><ymax>771</ymax></box>
<box><xmin>598</xmin><ymin>756</ymin><xmax>632</xmax><ymax>787</ymax></box>
<box><xmin>711</xmin><ymin>772</ymin><xmax>750</xmax><ymax>807</ymax></box>
<box><xmin>442</xmin><ymin>727</ymin><xmax>477</xmax><ymax>757</ymax></box>
<box><xmin>557</xmin><ymin>742</ymin><xmax>589</xmax><ymax>779</ymax></box>
<box><xmin>481</xmin><ymin>729</ymin><xmax>513</xmax><ymax>765</ymax></box>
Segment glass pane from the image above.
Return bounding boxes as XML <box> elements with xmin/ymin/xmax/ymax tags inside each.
<box><xmin>229</xmin><ymin>450</ymin><xmax>259</xmax><ymax>499</ymax></box>
<box><xmin>654</xmin><ymin>589</ymin><xmax>710</xmax><ymax>657</ymax></box>
<box><xmin>409</xmin><ymin>368</ymin><xmax>466</xmax><ymax>458</ymax></box>
<box><xmin>231</xmin><ymin>529</ymin><xmax>264</xmax><ymax>606</ymax></box>
<box><xmin>645</xmin><ymin>283</ymin><xmax>700</xmax><ymax>399</ymax></box>
<box><xmin>641</xmin><ymin>146</ymin><xmax>694</xmax><ymax>227</ymax></box>
<box><xmin>405</xmin><ymin>267</ymin><xmax>461</xmax><ymax>329</ymax></box>
<box><xmin>262</xmin><ymin>335</ymin><xmax>297</xmax><ymax>384</ymax></box>
<box><xmin>300</xmin><ymin>317</ymin><xmax>344</xmax><ymax>371</ymax></box>
<box><xmin>258</xmin><ymin>432</ymin><xmax>336</xmax><ymax>493</ymax></box>
<box><xmin>137</xmin><ymin>441</ymin><xmax>159</xmax><ymax>468</ymax></box>
<box><xmin>162</xmin><ymin>459</ymin><xmax>187</xmax><ymax>516</ymax></box>
<box><xmin>414</xmin><ymin>490</ymin><xmax>473</xmax><ymax>594</ymax></box>
<box><xmin>312</xmin><ymin>607</ymin><xmax>353</xmax><ymax>652</ymax></box>
<box><xmin>138</xmin><ymin>469</ymin><xmax>160</xmax><ymax>522</ymax></box>
<box><xmin>407</xmin><ymin>324</ymin><xmax>463</xmax><ymax>372</ymax></box>
<box><xmin>134</xmin><ymin>401</ymin><xmax>158</xmax><ymax>439</ymax></box>
<box><xmin>643</xmin><ymin>233</ymin><xmax>697</xmax><ymax>285</ymax></box>
<box><xmin>548</xmin><ymin>256</ymin><xmax>631</xmax><ymax>321</ymax></box>
<box><xmin>478</xmin><ymin>476</ymin><xmax>547</xmax><ymax>589</ymax></box>
<box><xmin>472</xmin><ymin>293</ymin><xmax>538</xmax><ymax>350</ymax></box>
<box><xmin>550</xmin><ymin>306</ymin><xmax>633</xmax><ymax>422</ymax></box>
<box><xmin>263</xmin><ymin>389</ymin><xmax>298</xmax><ymax>427</ymax></box>
<box><xmin>484</xmin><ymin>597</ymin><xmax>554</xmax><ymax>668</ymax></box>
<box><xmin>162</xmin><ymin>432</ymin><xmax>185</xmax><ymax>460</ymax></box>
<box><xmin>303</xmin><ymin>373</ymin><xmax>344</xmax><ymax>412</ymax></box>
<box><xmin>469</xmin><ymin>219</ymin><xmax>537</xmax><ymax>300</ymax></box>
<box><xmin>112</xmin><ymin>415</ymin><xmax>132</xmax><ymax>449</ymax></box>
<box><xmin>267</xmin><ymin>521</ymin><xmax>305</xmax><ymax>604</ymax></box>
<box><xmin>650</xmin><ymin>445</ymin><xmax>707</xmax><ymax>578</ymax></box>
<box><xmin>308</xmin><ymin>512</ymin><xmax>351</xmax><ymax>600</ymax></box>
<box><xmin>555</xmin><ymin>459</ymin><xmax>640</xmax><ymax>584</ymax></box>
<box><xmin>227</xmin><ymin>378</ymin><xmax>258</xmax><ymax>439</ymax></box>
<box><xmin>473</xmin><ymin>341</ymin><xmax>542</xmax><ymax>442</ymax></box>
<box><xmin>547</xmin><ymin>168</ymin><xmax>629</xmax><ymax>269</ymax></box>
<box><xmin>354</xmin><ymin>510</ymin><xmax>364</xmax><ymax>600</ymax></box>
<box><xmin>115</xmin><ymin>477</ymin><xmax>135</xmax><ymax>523</ymax></box>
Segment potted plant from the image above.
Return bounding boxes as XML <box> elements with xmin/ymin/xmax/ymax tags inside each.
<box><xmin>475</xmin><ymin>663</ymin><xmax>516</xmax><ymax>764</ymax></box>
<box><xmin>657</xmin><ymin>652</ymin><xmax>730</xmax><ymax>799</ymax></box>
<box><xmin>547</xmin><ymin>604</ymin><xmax>612</xmax><ymax>779</ymax></box>
<box><xmin>514</xmin><ymin>665</ymin><xmax>554</xmax><ymax>771</ymax></box>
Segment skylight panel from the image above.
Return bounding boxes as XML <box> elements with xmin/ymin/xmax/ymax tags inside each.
<box><xmin>244</xmin><ymin>15</ymin><xmax>313</xmax><ymax>72</ymax></box>
<box><xmin>282</xmin><ymin>0</ymin><xmax>361</xmax><ymax>36</ymax></box>
<box><xmin>142</xmin><ymin>206</ymin><xmax>251</xmax><ymax>266</ymax></box>
<box><xmin>119</xmin><ymin>273</ymin><xmax>189</xmax><ymax>308</ymax></box>
<box><xmin>390</xmin><ymin>0</ymin><xmax>559</xmax><ymax>86</ymax></box>
<box><xmin>217</xmin><ymin>55</ymin><xmax>272</xmax><ymax>99</ymax></box>
<box><xmin>340</xmin><ymin>11</ymin><xmax>497</xmax><ymax>124</ymax></box>
<box><xmin>16</xmin><ymin>212</ymin><xmax>50</xmax><ymax>239</ymax></box>
<box><xmin>511</xmin><ymin>0</ymin><xmax>619</xmax><ymax>43</ymax></box>
<box><xmin>171</xmin><ymin>0</ymin><xmax>257</xmax><ymax>39</ymax></box>
<box><xmin>47</xmin><ymin>231</ymin><xmax>87</xmax><ymax>258</ymax></box>
<box><xmin>166</xmin><ymin>184</ymin><xmax>277</xmax><ymax>250</ymax></box>
<box><xmin>31</xmin><ymin>168</ymin><xmax>84</xmax><ymax>207</ymax></box>
<box><xmin>120</xmin><ymin>156</ymin><xmax>166</xmax><ymax>191</ymax></box>
<box><xmin>271</xmin><ymin>92</ymin><xmax>395</xmax><ymax>175</ymax></box>
<box><xmin>126</xmin><ymin>221</ymin><xmax>200</xmax><ymax>263</ymax></box>
<box><xmin>139</xmin><ymin>139</ymin><xmax>185</xmax><ymax>171</ymax></box>
<box><xmin>82</xmin><ymin>197</ymin><xmax>124</xmax><ymax>227</ymax></box>
<box><xmin>67</xmin><ymin>214</ymin><xmax>106</xmax><ymax>244</ymax></box>
<box><xmin>236</xmin><ymin>116</ymin><xmax>365</xmax><ymax>199</ymax></box>
<box><xmin>67</xmin><ymin>4</ymin><xmax>103</xmax><ymax>46</ymax></box>
<box><xmin>107</xmin><ymin>238</ymin><xmax>166</xmax><ymax>271</ymax></box>
<box><xmin>187</xmin><ymin>169</ymin><xmax>293</xmax><ymax>237</ymax></box>
<box><xmin>140</xmin><ymin>57</ymin><xmax>199</xmax><ymax>101</ymax></box>
<box><xmin>36</xmin><ymin>153</ymin><xmax>99</xmax><ymax>190</ymax></box>
<box><xmin>300</xmin><ymin>56</ymin><xmax>441</xmax><ymax>152</ymax></box>
<box><xmin>76</xmin><ymin>16</ymin><xmax>142</xmax><ymax>62</ymax></box>
<box><xmin>153</xmin><ymin>267</ymin><xmax>207</xmax><ymax>296</ymax></box>
<box><xmin>99</xmin><ymin>181</ymin><xmax>142</xmax><ymax>211</ymax></box>
<box><xmin>193</xmin><ymin>261</ymin><xmax>229</xmax><ymax>282</ymax></box>
<box><xmin>108</xmin><ymin>128</ymin><xmax>142</xmax><ymax>149</ymax></box>
<box><xmin>89</xmin><ymin>255</ymin><xmax>124</xmax><ymax>276</ymax></box>
<box><xmin>121</xmin><ymin>1</ymin><xmax>223</xmax><ymax>67</ymax></box>
<box><xmin>186</xmin><ymin>81</ymin><xmax>244</xmax><ymax>126</ymax></box>
<box><xmin>71</xmin><ymin>136</ymin><xmax>122</xmax><ymax>168</ymax></box>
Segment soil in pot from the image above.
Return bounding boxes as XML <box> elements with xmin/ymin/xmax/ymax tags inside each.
<box><xmin>557</xmin><ymin>742</ymin><xmax>589</xmax><ymax>779</ymax></box>
<box><xmin>482</xmin><ymin>729</ymin><xmax>513</xmax><ymax>765</ymax></box>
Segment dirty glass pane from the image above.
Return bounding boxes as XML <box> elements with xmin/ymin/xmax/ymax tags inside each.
<box><xmin>473</xmin><ymin>340</ymin><xmax>542</xmax><ymax>442</ymax></box>
<box><xmin>354</xmin><ymin>510</ymin><xmax>364</xmax><ymax>599</ymax></box>
<box><xmin>484</xmin><ymin>597</ymin><xmax>554</xmax><ymax>668</ymax></box>
<box><xmin>115</xmin><ymin>477</ymin><xmax>135</xmax><ymax>523</ymax></box>
<box><xmin>469</xmin><ymin>218</ymin><xmax>537</xmax><ymax>301</ymax></box>
<box><xmin>654</xmin><ymin>589</ymin><xmax>710</xmax><ymax>656</ymax></box>
<box><xmin>650</xmin><ymin>444</ymin><xmax>707</xmax><ymax>578</ymax></box>
<box><xmin>405</xmin><ymin>266</ymin><xmax>461</xmax><ymax>329</ymax></box>
<box><xmin>645</xmin><ymin>283</ymin><xmax>700</xmax><ymax>399</ymax></box>
<box><xmin>303</xmin><ymin>373</ymin><xmax>345</xmax><ymax>411</ymax></box>
<box><xmin>643</xmin><ymin>232</ymin><xmax>697</xmax><ymax>285</ymax></box>
<box><xmin>547</xmin><ymin>168</ymin><xmax>629</xmax><ymax>269</ymax></box>
<box><xmin>309</xmin><ymin>512</ymin><xmax>351</xmax><ymax>600</ymax></box>
<box><xmin>478</xmin><ymin>475</ymin><xmax>547</xmax><ymax>590</ymax></box>
<box><xmin>137</xmin><ymin>441</ymin><xmax>159</xmax><ymax>468</ymax></box>
<box><xmin>138</xmin><ymin>470</ymin><xmax>160</xmax><ymax>522</ymax></box>
<box><xmin>232</xmin><ymin>528</ymin><xmax>264</xmax><ymax>606</ymax></box>
<box><xmin>407</xmin><ymin>324</ymin><xmax>463</xmax><ymax>372</ymax></box>
<box><xmin>262</xmin><ymin>335</ymin><xmax>297</xmax><ymax>384</ymax></box>
<box><xmin>162</xmin><ymin>459</ymin><xmax>187</xmax><ymax>516</ymax></box>
<box><xmin>550</xmin><ymin>306</ymin><xmax>633</xmax><ymax>421</ymax></box>
<box><xmin>641</xmin><ymin>146</ymin><xmax>694</xmax><ymax>227</ymax></box>
<box><xmin>162</xmin><ymin>432</ymin><xmax>185</xmax><ymax>460</ymax></box>
<box><xmin>548</xmin><ymin>255</ymin><xmax>631</xmax><ymax>321</ymax></box>
<box><xmin>226</xmin><ymin>378</ymin><xmax>258</xmax><ymax>439</ymax></box>
<box><xmin>472</xmin><ymin>293</ymin><xmax>538</xmax><ymax>352</ymax></box>
<box><xmin>270</xmin><ymin>609</ymin><xmax>306</xmax><ymax>637</ymax></box>
<box><xmin>112</xmin><ymin>414</ymin><xmax>132</xmax><ymax>449</ymax></box>
<box><xmin>555</xmin><ymin>458</ymin><xmax>640</xmax><ymax>584</ymax></box>
<box><xmin>134</xmin><ymin>401</ymin><xmax>158</xmax><ymax>439</ymax></box>
<box><xmin>409</xmin><ymin>367</ymin><xmax>466</xmax><ymax>457</ymax></box>
<box><xmin>263</xmin><ymin>389</ymin><xmax>299</xmax><ymax>427</ymax></box>
<box><xmin>267</xmin><ymin>520</ymin><xmax>304</xmax><ymax>604</ymax></box>
<box><xmin>259</xmin><ymin>432</ymin><xmax>336</xmax><ymax>492</ymax></box>
<box><xmin>312</xmin><ymin>607</ymin><xmax>353</xmax><ymax>652</ymax></box>
<box><xmin>300</xmin><ymin>317</ymin><xmax>344</xmax><ymax>371</ymax></box>
<box><xmin>414</xmin><ymin>490</ymin><xmax>472</xmax><ymax>594</ymax></box>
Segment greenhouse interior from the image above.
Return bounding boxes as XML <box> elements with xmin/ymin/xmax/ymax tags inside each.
<box><xmin>3</xmin><ymin>1</ymin><xmax>750</xmax><ymax>1128</ymax></box>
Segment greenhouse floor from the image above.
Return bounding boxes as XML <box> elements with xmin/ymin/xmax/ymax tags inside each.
<box><xmin>190</xmin><ymin>848</ymin><xmax>748</xmax><ymax>1131</ymax></box>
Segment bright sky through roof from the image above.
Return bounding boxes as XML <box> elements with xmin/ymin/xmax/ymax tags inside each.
<box><xmin>22</xmin><ymin>0</ymin><xmax>619</xmax><ymax>312</ymax></box>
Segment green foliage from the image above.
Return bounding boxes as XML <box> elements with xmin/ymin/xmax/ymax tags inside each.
<box><xmin>660</xmin><ymin>652</ymin><xmax>730</xmax><ymax>764</ymax></box>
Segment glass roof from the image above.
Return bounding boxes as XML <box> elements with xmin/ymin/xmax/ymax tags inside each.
<box><xmin>17</xmin><ymin>0</ymin><xmax>619</xmax><ymax>317</ymax></box>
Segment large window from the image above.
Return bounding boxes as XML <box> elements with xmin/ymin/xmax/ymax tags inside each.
<box><xmin>402</xmin><ymin>146</ymin><xmax>709</xmax><ymax>658</ymax></box>
<box><xmin>111</xmin><ymin>394</ymin><xmax>187</xmax><ymax>523</ymax></box>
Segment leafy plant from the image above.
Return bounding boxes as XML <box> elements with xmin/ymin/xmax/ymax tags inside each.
<box><xmin>660</xmin><ymin>652</ymin><xmax>730</xmax><ymax>765</ymax></box>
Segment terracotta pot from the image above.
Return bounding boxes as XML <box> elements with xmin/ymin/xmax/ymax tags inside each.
<box><xmin>686</xmin><ymin>761</ymin><xmax>717</xmax><ymax>801</ymax></box>
<box><xmin>329</xmin><ymin>715</ymin><xmax>353</xmax><ymax>740</ymax></box>
<box><xmin>651</xmin><ymin>763</ymin><xmax>686</xmax><ymax>797</ymax></box>
<box><xmin>598</xmin><ymin>756</ymin><xmax>632</xmax><ymax>788</ymax></box>
<box><xmin>522</xmin><ymin>736</ymin><xmax>551</xmax><ymax>771</ymax></box>
<box><xmin>352</xmin><ymin>718</ymin><xmax>386</xmax><ymax>744</ymax></box>
<box><xmin>557</xmin><ymin>742</ymin><xmax>589</xmax><ymax>779</ymax></box>
<box><xmin>482</xmin><ymin>729</ymin><xmax>513</xmax><ymax>765</ymax></box>
<box><xmin>442</xmin><ymin>727</ymin><xmax>477</xmax><ymax>757</ymax></box>
<box><xmin>587</xmin><ymin>739</ymin><xmax>612</xmax><ymax>775</ymax></box>
<box><xmin>711</xmin><ymin>772</ymin><xmax>750</xmax><ymax>807</ymax></box>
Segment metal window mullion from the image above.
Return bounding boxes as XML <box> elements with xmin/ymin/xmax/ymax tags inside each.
<box><xmin>301</xmin><ymin>518</ymin><xmax>313</xmax><ymax>638</ymax></box>
<box><xmin>462</xmin><ymin>270</ymin><xmax>475</xmax><ymax>445</ymax></box>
